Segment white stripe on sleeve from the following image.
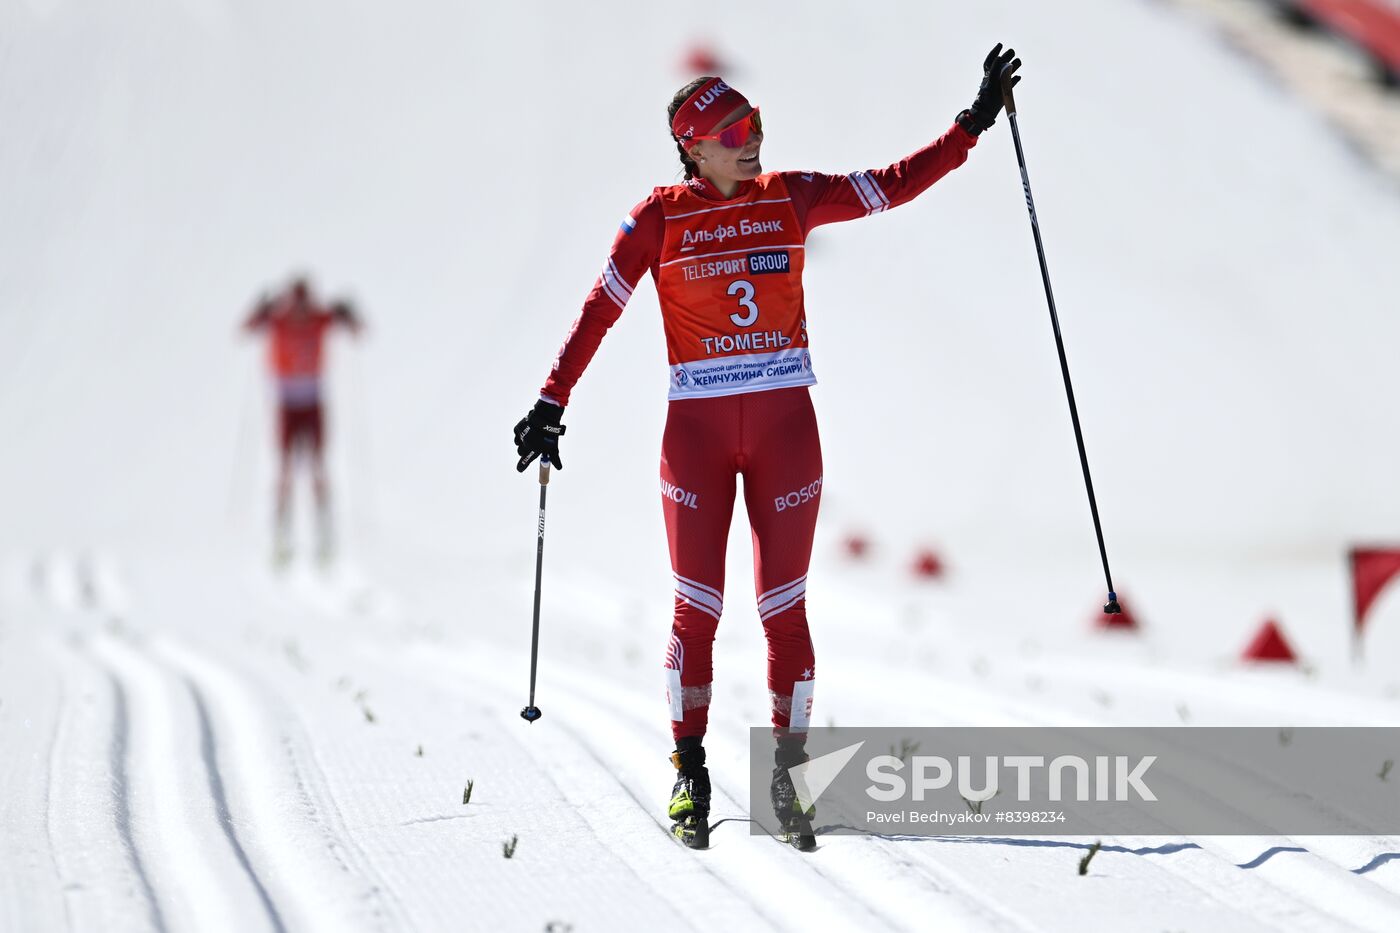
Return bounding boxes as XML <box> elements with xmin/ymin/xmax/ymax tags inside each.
<box><xmin>847</xmin><ymin>173</ymin><xmax>875</xmax><ymax>213</ymax></box>
<box><xmin>850</xmin><ymin>171</ymin><xmax>889</xmax><ymax>216</ymax></box>
<box><xmin>598</xmin><ymin>277</ymin><xmax>627</xmax><ymax>309</ymax></box>
<box><xmin>864</xmin><ymin>171</ymin><xmax>890</xmax><ymax>210</ymax></box>
<box><xmin>598</xmin><ymin>258</ymin><xmax>635</xmax><ymax>309</ymax></box>
<box><xmin>605</xmin><ymin>259</ymin><xmax>634</xmax><ymax>298</ymax></box>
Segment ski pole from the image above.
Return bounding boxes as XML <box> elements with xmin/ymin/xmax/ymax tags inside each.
<box><xmin>521</xmin><ymin>456</ymin><xmax>551</xmax><ymax>722</ymax></box>
<box><xmin>1002</xmin><ymin>80</ymin><xmax>1121</xmax><ymax>615</ymax></box>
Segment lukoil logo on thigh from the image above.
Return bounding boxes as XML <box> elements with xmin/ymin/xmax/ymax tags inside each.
<box><xmin>662</xmin><ymin>479</ymin><xmax>699</xmax><ymax>510</ymax></box>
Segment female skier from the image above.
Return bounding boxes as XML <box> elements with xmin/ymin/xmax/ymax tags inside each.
<box><xmin>513</xmin><ymin>46</ymin><xmax>1022</xmax><ymax>849</ymax></box>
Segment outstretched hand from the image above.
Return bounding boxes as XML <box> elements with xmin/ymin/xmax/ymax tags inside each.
<box><xmin>984</xmin><ymin>43</ymin><xmax>1021</xmax><ymax>92</ymax></box>
<box><xmin>957</xmin><ymin>43</ymin><xmax>1023</xmax><ymax>136</ymax></box>
<box><xmin>988</xmin><ymin>42</ymin><xmax>1022</xmax><ymax>111</ymax></box>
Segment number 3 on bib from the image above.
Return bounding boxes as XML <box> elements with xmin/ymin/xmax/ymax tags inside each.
<box><xmin>728</xmin><ymin>279</ymin><xmax>759</xmax><ymax>327</ymax></box>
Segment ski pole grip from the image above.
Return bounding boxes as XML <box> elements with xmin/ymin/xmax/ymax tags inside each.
<box><xmin>538</xmin><ymin>459</ymin><xmax>551</xmax><ymax>485</ymax></box>
<box><xmin>1002</xmin><ymin>81</ymin><xmax>1017</xmax><ymax>117</ymax></box>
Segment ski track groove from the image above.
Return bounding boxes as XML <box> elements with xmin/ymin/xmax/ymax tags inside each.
<box><xmin>290</xmin><ymin>732</ymin><xmax>406</xmax><ymax>933</ymax></box>
<box><xmin>98</xmin><ymin>651</ymin><xmax>170</xmax><ymax>933</ymax></box>
<box><xmin>478</xmin><ymin>612</ymin><xmax>1390</xmax><ymax>932</ymax></box>
<box><xmin>494</xmin><ymin>706</ymin><xmax>735</xmax><ymax>933</ymax></box>
<box><xmin>237</xmin><ymin>565</ymin><xmax>504</xmax><ymax>931</ymax></box>
<box><xmin>39</xmin><ymin>631</ymin><xmax>166</xmax><ymax>933</ymax></box>
<box><xmin>496</xmin><ymin>697</ymin><xmax>770</xmax><ymax>933</ymax></box>
<box><xmin>685</xmin><ymin>682</ymin><xmax>1044</xmax><ymax>933</ymax></box>
<box><xmin>417</xmin><ymin>643</ymin><xmax>995</xmax><ymax>933</ymax></box>
<box><xmin>154</xmin><ymin>635</ymin><xmax>410</xmax><ymax>933</ymax></box>
<box><xmin>332</xmin><ymin>625</ymin><xmax>758</xmax><ymax>931</ymax></box>
<box><xmin>285</xmin><ymin>716</ymin><xmax>410</xmax><ymax>933</ymax></box>
<box><xmin>564</xmin><ymin>666</ymin><xmax>1032</xmax><ymax>933</ymax></box>
<box><xmin>242</xmin><ymin>569</ymin><xmax>685</xmax><ymax>931</ymax></box>
<box><xmin>91</xmin><ymin>632</ymin><xmax>279</xmax><ymax>933</ymax></box>
<box><xmin>255</xmin><ymin>618</ymin><xmax>697</xmax><ymax>925</ymax></box>
<box><xmin>89</xmin><ymin>615</ymin><xmax>412</xmax><ymax>933</ymax></box>
<box><xmin>679</xmin><ymin>677</ymin><xmax>1043</xmax><ymax>933</ymax></box>
<box><xmin>403</xmin><ymin>646</ymin><xmax>813</xmax><ymax>929</ymax></box>
<box><xmin>18</xmin><ymin>545</ymin><xmax>1398</xmax><ymax>932</ymax></box>
<box><xmin>186</xmin><ymin>677</ymin><xmax>289</xmax><ymax>933</ymax></box>
<box><xmin>40</xmin><ymin>653</ymin><xmax>76</xmax><ymax>933</ymax></box>
<box><xmin>236</xmin><ymin>579</ymin><xmax>493</xmax><ymax>932</ymax></box>
<box><xmin>448</xmin><ymin>654</ymin><xmax>862</xmax><ymax>932</ymax></box>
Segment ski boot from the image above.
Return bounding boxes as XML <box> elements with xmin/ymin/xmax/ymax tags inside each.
<box><xmin>668</xmin><ymin>737</ymin><xmax>711</xmax><ymax>849</ymax></box>
<box><xmin>772</xmin><ymin>739</ymin><xmax>817</xmax><ymax>851</ymax></box>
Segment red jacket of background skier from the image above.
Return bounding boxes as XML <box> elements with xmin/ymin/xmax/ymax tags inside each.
<box><xmin>244</xmin><ymin>280</ymin><xmax>362</xmax><ymax>408</ymax></box>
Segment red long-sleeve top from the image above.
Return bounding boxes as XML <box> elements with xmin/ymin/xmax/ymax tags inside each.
<box><xmin>541</xmin><ymin>121</ymin><xmax>977</xmax><ymax>407</ymax></box>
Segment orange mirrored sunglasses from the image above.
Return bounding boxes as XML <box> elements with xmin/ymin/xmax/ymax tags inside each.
<box><xmin>687</xmin><ymin>108</ymin><xmax>762</xmax><ymax>148</ymax></box>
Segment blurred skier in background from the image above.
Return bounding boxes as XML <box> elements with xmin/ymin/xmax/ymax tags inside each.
<box><xmin>513</xmin><ymin>46</ymin><xmax>1021</xmax><ymax>848</ymax></box>
<box><xmin>243</xmin><ymin>277</ymin><xmax>363</xmax><ymax>567</ymax></box>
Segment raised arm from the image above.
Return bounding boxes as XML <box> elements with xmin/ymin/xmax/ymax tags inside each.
<box><xmin>787</xmin><ymin>44</ymin><xmax>1022</xmax><ymax>234</ymax></box>
<box><xmin>786</xmin><ymin>124</ymin><xmax>978</xmax><ymax>232</ymax></box>
<box><xmin>242</xmin><ymin>295</ymin><xmax>273</xmax><ymax>332</ymax></box>
<box><xmin>330</xmin><ymin>301</ymin><xmax>365</xmax><ymax>336</ymax></box>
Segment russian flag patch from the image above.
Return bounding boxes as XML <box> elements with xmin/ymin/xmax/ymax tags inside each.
<box><xmin>620</xmin><ymin>215</ymin><xmax>637</xmax><ymax>235</ymax></box>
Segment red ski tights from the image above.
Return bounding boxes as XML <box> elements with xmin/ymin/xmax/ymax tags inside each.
<box><xmin>660</xmin><ymin>386</ymin><xmax>822</xmax><ymax>743</ymax></box>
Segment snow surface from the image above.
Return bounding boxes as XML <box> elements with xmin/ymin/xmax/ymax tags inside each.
<box><xmin>4</xmin><ymin>0</ymin><xmax>1400</xmax><ymax>930</ymax></box>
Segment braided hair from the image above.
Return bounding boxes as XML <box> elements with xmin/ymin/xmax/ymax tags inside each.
<box><xmin>667</xmin><ymin>77</ymin><xmax>713</xmax><ymax>180</ymax></box>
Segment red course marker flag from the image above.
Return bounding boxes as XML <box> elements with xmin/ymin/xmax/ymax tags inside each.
<box><xmin>1349</xmin><ymin>547</ymin><xmax>1400</xmax><ymax>655</ymax></box>
<box><xmin>911</xmin><ymin>548</ymin><xmax>944</xmax><ymax>580</ymax></box>
<box><xmin>842</xmin><ymin>533</ymin><xmax>870</xmax><ymax>560</ymax></box>
<box><xmin>1241</xmin><ymin>618</ymin><xmax>1297</xmax><ymax>663</ymax></box>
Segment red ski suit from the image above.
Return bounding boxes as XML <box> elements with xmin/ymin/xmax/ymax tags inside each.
<box><xmin>244</xmin><ymin>294</ymin><xmax>359</xmax><ymax>453</ymax></box>
<box><xmin>542</xmin><ymin>122</ymin><xmax>977</xmax><ymax>740</ymax></box>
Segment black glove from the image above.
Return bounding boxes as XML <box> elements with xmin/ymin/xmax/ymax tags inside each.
<box><xmin>513</xmin><ymin>400</ymin><xmax>566</xmax><ymax>472</ymax></box>
<box><xmin>956</xmin><ymin>43</ymin><xmax>1022</xmax><ymax>137</ymax></box>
